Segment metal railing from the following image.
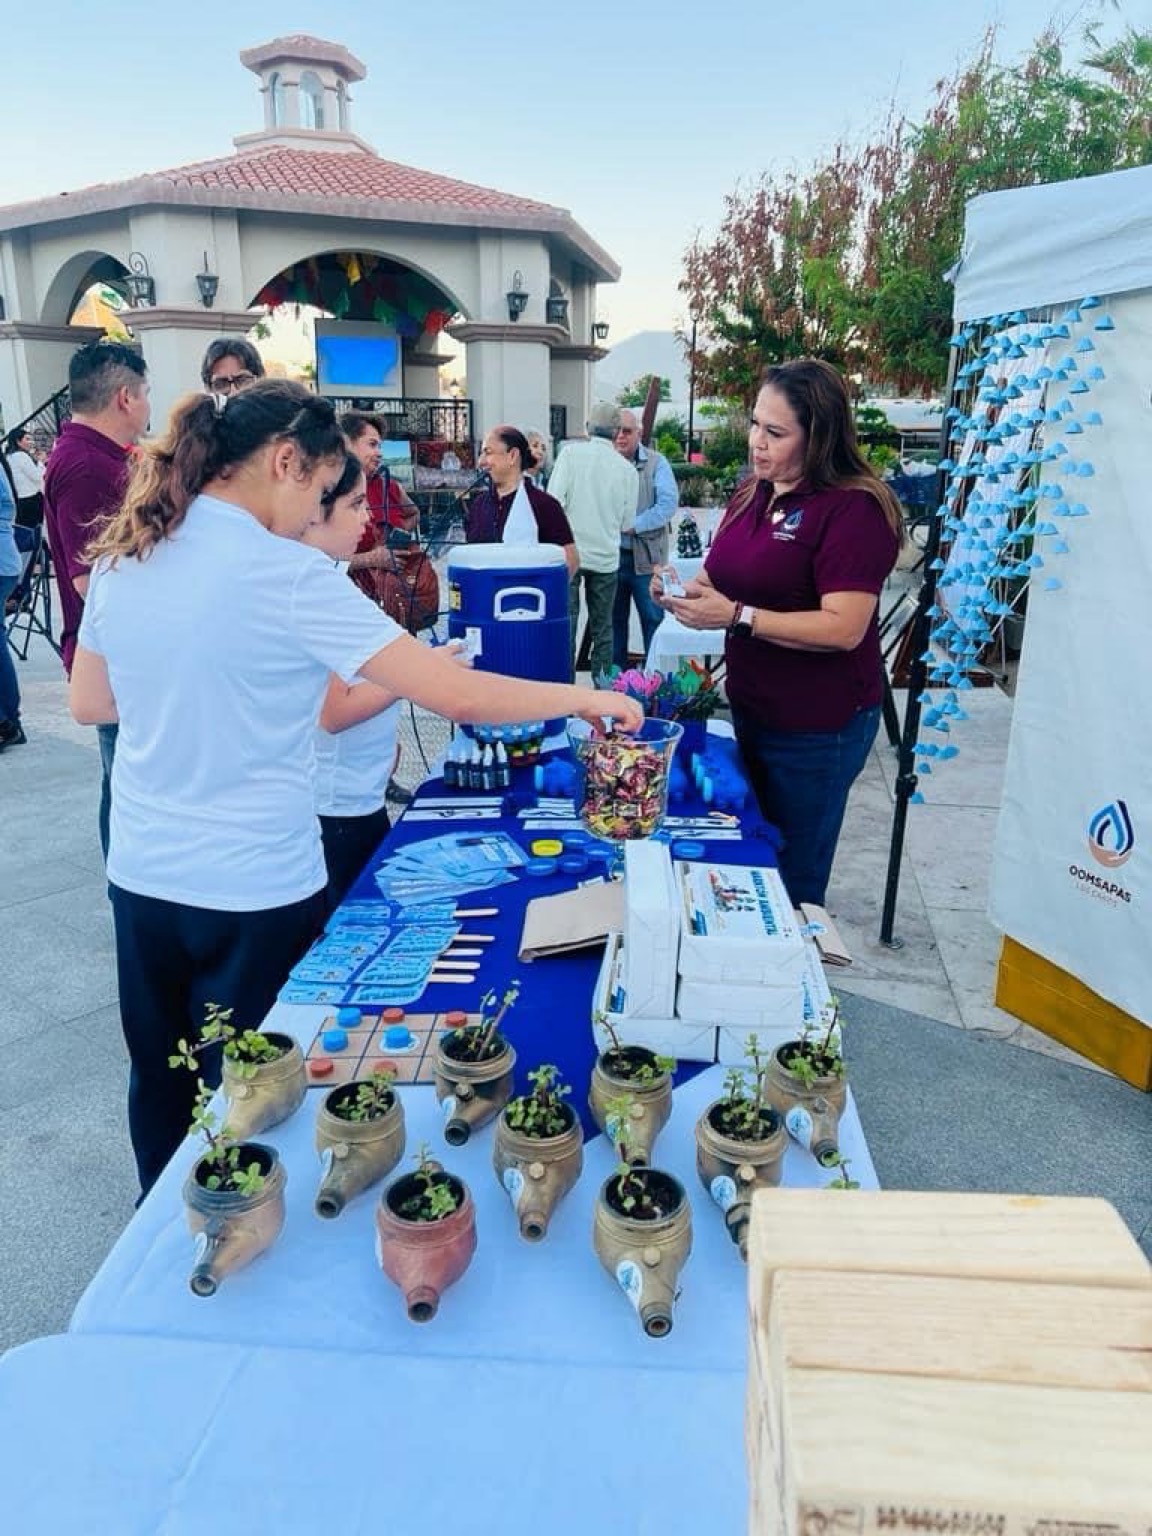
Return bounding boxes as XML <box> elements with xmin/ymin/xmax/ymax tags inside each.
<box><xmin>8</xmin><ymin>386</ymin><xmax>71</xmax><ymax>453</ymax></box>
<box><xmin>323</xmin><ymin>396</ymin><xmax>474</xmax><ymax>445</ymax></box>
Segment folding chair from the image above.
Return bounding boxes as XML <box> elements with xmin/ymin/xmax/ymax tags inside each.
<box><xmin>5</xmin><ymin>523</ymin><xmax>60</xmax><ymax>661</ymax></box>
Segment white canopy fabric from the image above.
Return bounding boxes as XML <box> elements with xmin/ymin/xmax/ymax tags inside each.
<box><xmin>952</xmin><ymin>163</ymin><xmax>1152</xmax><ymax>320</ymax></box>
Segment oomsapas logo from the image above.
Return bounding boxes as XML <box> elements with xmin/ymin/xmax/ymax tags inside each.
<box><xmin>1087</xmin><ymin>799</ymin><xmax>1135</xmax><ymax>869</ymax></box>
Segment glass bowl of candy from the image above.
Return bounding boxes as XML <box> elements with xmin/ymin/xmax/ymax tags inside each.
<box><xmin>566</xmin><ymin>718</ymin><xmax>683</xmax><ymax>841</ymax></box>
<box><xmin>469</xmin><ymin>721</ymin><xmax>547</xmax><ymax>767</ymax></box>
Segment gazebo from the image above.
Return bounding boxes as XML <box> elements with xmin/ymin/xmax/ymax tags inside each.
<box><xmin>0</xmin><ymin>34</ymin><xmax>618</xmax><ymax>442</ymax></box>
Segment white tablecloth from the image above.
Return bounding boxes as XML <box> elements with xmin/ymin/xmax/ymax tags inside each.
<box><xmin>0</xmin><ymin>1332</ymin><xmax>746</xmax><ymax>1536</ymax></box>
<box><xmin>70</xmin><ymin>1059</ymin><xmax>876</xmax><ymax>1369</ymax></box>
<box><xmin>645</xmin><ymin>555</ymin><xmax>728</xmax><ymax>675</ymax></box>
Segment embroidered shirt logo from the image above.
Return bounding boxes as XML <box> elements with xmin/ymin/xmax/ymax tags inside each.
<box><xmin>773</xmin><ymin>507</ymin><xmax>804</xmax><ymax>539</ymax></box>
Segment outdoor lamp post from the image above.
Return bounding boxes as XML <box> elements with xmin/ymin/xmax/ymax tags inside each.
<box><xmin>125</xmin><ymin>252</ymin><xmax>156</xmax><ymax>308</ymax></box>
<box><xmin>506</xmin><ymin>271</ymin><xmax>529</xmax><ymax>322</ymax></box>
<box><xmin>195</xmin><ymin>253</ymin><xmax>220</xmax><ymax>309</ymax></box>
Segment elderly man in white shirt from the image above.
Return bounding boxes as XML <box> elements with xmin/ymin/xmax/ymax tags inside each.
<box><xmin>547</xmin><ymin>402</ymin><xmax>637</xmax><ymax>680</ymax></box>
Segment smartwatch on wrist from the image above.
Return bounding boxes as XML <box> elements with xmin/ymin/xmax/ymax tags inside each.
<box><xmin>730</xmin><ymin>604</ymin><xmax>755</xmax><ymax>639</ymax></box>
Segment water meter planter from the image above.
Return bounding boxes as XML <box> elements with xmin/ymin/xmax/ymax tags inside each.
<box><xmin>376</xmin><ymin>1152</ymin><xmax>476</xmax><ymax>1322</ymax></box>
<box><xmin>589</xmin><ymin>1045</ymin><xmax>673</xmax><ymax>1167</ymax></box>
<box><xmin>695</xmin><ymin>1100</ymin><xmax>785</xmax><ymax>1258</ymax></box>
<box><xmin>492</xmin><ymin>1065</ymin><xmax>582</xmax><ymax>1241</ymax></box>
<box><xmin>593</xmin><ymin>1167</ymin><xmax>692</xmax><ymax>1338</ymax></box>
<box><xmin>764</xmin><ymin>1043</ymin><xmax>848</xmax><ymax>1166</ymax></box>
<box><xmin>183</xmin><ymin>1142</ymin><xmax>286</xmax><ymax>1297</ymax></box>
<box><xmin>434</xmin><ymin>983</ymin><xmax>520</xmax><ymax>1146</ymax></box>
<box><xmin>222</xmin><ymin>1031</ymin><xmax>306</xmax><ymax>1142</ymax></box>
<box><xmin>315</xmin><ymin>1076</ymin><xmax>406</xmax><ymax>1219</ymax></box>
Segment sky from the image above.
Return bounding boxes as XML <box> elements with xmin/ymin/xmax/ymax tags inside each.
<box><xmin>3</xmin><ymin>0</ymin><xmax>1149</xmax><ymax>343</ymax></box>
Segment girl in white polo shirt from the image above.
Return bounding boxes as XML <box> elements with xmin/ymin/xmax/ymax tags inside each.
<box><xmin>303</xmin><ymin>451</ymin><xmax>400</xmax><ymax>911</ymax></box>
<box><xmin>71</xmin><ymin>381</ymin><xmax>641</xmax><ymax>1196</ymax></box>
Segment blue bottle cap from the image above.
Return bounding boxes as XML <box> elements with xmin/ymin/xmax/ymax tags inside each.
<box><xmin>335</xmin><ymin>1007</ymin><xmax>360</xmax><ymax>1028</ymax></box>
<box><xmin>558</xmin><ymin>852</ymin><xmax>589</xmax><ymax>875</ymax></box>
<box><xmin>525</xmin><ymin>855</ymin><xmax>559</xmax><ymax>876</ymax></box>
<box><xmin>321</xmin><ymin>1027</ymin><xmax>349</xmax><ymax>1051</ymax></box>
<box><xmin>670</xmin><ymin>839</ymin><xmax>706</xmax><ymax>860</ymax></box>
<box><xmin>561</xmin><ymin>830</ymin><xmax>593</xmax><ymax>848</ymax></box>
<box><xmin>384</xmin><ymin>1025</ymin><xmax>414</xmax><ymax>1050</ymax></box>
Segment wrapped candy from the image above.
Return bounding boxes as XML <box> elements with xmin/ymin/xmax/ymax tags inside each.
<box><xmin>567</xmin><ymin>720</ymin><xmax>683</xmax><ymax>841</ymax></box>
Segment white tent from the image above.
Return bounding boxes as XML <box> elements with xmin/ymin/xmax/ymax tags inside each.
<box><xmin>950</xmin><ymin>163</ymin><xmax>1152</xmax><ymax>1060</ymax></box>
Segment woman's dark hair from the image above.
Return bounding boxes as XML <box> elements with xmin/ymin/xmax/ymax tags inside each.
<box><xmin>5</xmin><ymin>428</ymin><xmax>31</xmax><ymax>453</ymax></box>
<box><xmin>489</xmin><ymin>425</ymin><xmax>532</xmax><ymax>473</ymax></box>
<box><xmin>89</xmin><ymin>380</ymin><xmax>345</xmax><ymax>563</ymax></box>
<box><xmin>727</xmin><ymin>358</ymin><xmax>902</xmax><ymax>536</ymax></box>
<box><xmin>320</xmin><ymin>451</ymin><xmax>364</xmax><ymax>516</ymax></box>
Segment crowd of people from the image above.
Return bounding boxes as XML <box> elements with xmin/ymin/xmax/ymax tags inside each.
<box><xmin>3</xmin><ymin>335</ymin><xmax>900</xmax><ymax>1195</ymax></box>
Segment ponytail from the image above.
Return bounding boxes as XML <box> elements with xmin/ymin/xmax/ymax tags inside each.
<box><xmin>88</xmin><ymin>380</ymin><xmax>344</xmax><ymax>565</ymax></box>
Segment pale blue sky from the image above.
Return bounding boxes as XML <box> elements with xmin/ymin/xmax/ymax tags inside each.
<box><xmin>4</xmin><ymin>0</ymin><xmax>1148</xmax><ymax>339</ymax></box>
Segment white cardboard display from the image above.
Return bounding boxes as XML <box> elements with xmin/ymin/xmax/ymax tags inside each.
<box><xmin>593</xmin><ymin>932</ymin><xmax>717</xmax><ymax>1062</ymax></box>
<box><xmin>622</xmin><ymin>841</ymin><xmax>680</xmax><ymax>1017</ymax></box>
<box><xmin>676</xmin><ymin>861</ymin><xmax>807</xmax><ymax>985</ymax></box>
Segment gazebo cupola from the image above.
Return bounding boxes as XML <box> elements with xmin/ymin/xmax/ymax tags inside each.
<box><xmin>235</xmin><ymin>35</ymin><xmax>375</xmax><ymax>155</ymax></box>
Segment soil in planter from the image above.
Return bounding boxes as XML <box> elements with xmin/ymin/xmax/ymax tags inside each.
<box><xmin>600</xmin><ymin>1046</ymin><xmax>664</xmax><ymax>1082</ymax></box>
<box><xmin>779</xmin><ymin>1042</ymin><xmax>843</xmax><ymax>1079</ymax></box>
<box><xmin>194</xmin><ymin>1142</ymin><xmax>274</xmax><ymax>1194</ymax></box>
<box><xmin>327</xmin><ymin>1082</ymin><xmax>396</xmax><ymax>1121</ymax></box>
<box><xmin>440</xmin><ymin>1028</ymin><xmax>508</xmax><ymax>1065</ymax></box>
<box><xmin>706</xmin><ymin>1101</ymin><xmax>782</xmax><ymax>1142</ymax></box>
<box><xmin>606</xmin><ymin>1168</ymin><xmax>682</xmax><ymax>1221</ymax></box>
<box><xmin>505</xmin><ymin>1101</ymin><xmax>576</xmax><ymax>1140</ymax></box>
<box><xmin>388</xmin><ymin>1170</ymin><xmax>465</xmax><ymax>1223</ymax></box>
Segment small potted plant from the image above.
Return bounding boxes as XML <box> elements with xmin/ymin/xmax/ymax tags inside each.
<box><xmin>824</xmin><ymin>1153</ymin><xmax>860</xmax><ymax>1190</ymax></box>
<box><xmin>169</xmin><ymin>1024</ymin><xmax>287</xmax><ymax>1298</ymax></box>
<box><xmin>592</xmin><ymin>1106</ymin><xmax>692</xmax><ymax>1338</ymax></box>
<box><xmin>433</xmin><ymin>982</ymin><xmax>519</xmax><ymax>1145</ymax></box>
<box><xmin>589</xmin><ymin>1013</ymin><xmax>675</xmax><ymax>1166</ymax></box>
<box><xmin>763</xmin><ymin>998</ymin><xmax>848</xmax><ymax>1166</ymax></box>
<box><xmin>493</xmin><ymin>1063</ymin><xmax>583</xmax><ymax>1241</ymax></box>
<box><xmin>695</xmin><ymin>1037</ymin><xmax>786</xmax><ymax>1258</ymax></box>
<box><xmin>190</xmin><ymin>1002</ymin><xmax>307</xmax><ymax>1142</ymax></box>
<box><xmin>375</xmin><ymin>1143</ymin><xmax>477</xmax><ymax>1322</ymax></box>
<box><xmin>314</xmin><ymin>1069</ymin><xmax>406</xmax><ymax>1219</ymax></box>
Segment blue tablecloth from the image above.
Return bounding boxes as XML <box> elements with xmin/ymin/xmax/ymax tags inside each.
<box><xmin>335</xmin><ymin>747</ymin><xmax>781</xmax><ymax>1133</ymax></box>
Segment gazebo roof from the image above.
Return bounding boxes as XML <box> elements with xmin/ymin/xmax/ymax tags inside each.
<box><xmin>0</xmin><ymin>145</ymin><xmax>620</xmax><ymax>282</ymax></box>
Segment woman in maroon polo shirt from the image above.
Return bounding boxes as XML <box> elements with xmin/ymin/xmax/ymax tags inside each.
<box><xmin>656</xmin><ymin>359</ymin><xmax>902</xmax><ymax>906</ymax></box>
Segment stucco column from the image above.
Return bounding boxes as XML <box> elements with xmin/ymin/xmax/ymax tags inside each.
<box><xmin>0</xmin><ymin>322</ymin><xmax>105</xmax><ymax>424</ymax></box>
<box><xmin>446</xmin><ymin>321</ymin><xmax>569</xmax><ymax>447</ymax></box>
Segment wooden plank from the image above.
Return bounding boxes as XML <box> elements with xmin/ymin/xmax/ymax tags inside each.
<box><xmin>768</xmin><ymin>1269</ymin><xmax>1152</xmax><ymax>1393</ymax></box>
<box><xmin>747</xmin><ymin>1191</ymin><xmax>1151</xmax><ymax>1335</ymax></box>
<box><xmin>766</xmin><ymin>1368</ymin><xmax>1152</xmax><ymax>1535</ymax></box>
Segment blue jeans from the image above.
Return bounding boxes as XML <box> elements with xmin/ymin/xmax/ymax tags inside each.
<box><xmin>732</xmin><ymin>705</ymin><xmax>881</xmax><ymax>907</ymax></box>
<box><xmin>612</xmin><ymin>547</ymin><xmax>665</xmax><ymax>668</ymax></box>
<box><xmin>0</xmin><ymin>575</ymin><xmax>20</xmax><ymax>724</ymax></box>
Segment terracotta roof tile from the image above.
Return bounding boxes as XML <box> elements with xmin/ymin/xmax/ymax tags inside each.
<box><xmin>152</xmin><ymin>147</ymin><xmax>564</xmax><ymax>218</ymax></box>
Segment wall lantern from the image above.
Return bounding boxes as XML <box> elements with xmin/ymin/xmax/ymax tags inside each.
<box><xmin>545</xmin><ymin>295</ymin><xmax>569</xmax><ymax>327</ymax></box>
<box><xmin>506</xmin><ymin>271</ymin><xmax>529</xmax><ymax>322</ymax></box>
<box><xmin>592</xmin><ymin>319</ymin><xmax>610</xmax><ymax>343</ymax></box>
<box><xmin>195</xmin><ymin>253</ymin><xmax>219</xmax><ymax>309</ymax></box>
<box><xmin>125</xmin><ymin>252</ymin><xmax>156</xmax><ymax>308</ymax></box>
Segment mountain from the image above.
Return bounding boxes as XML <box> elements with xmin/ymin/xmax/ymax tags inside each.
<box><xmin>593</xmin><ymin>330</ymin><xmax>690</xmax><ymax>406</ymax></box>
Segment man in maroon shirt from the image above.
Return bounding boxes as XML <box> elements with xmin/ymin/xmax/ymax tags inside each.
<box><xmin>44</xmin><ymin>340</ymin><xmax>150</xmax><ymax>858</ymax></box>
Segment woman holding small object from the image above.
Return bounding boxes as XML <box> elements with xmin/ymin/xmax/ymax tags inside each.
<box><xmin>70</xmin><ymin>381</ymin><xmax>641</xmax><ymax>1196</ymax></box>
<box><xmin>653</xmin><ymin>359</ymin><xmax>900</xmax><ymax>906</ymax></box>
<box><xmin>466</xmin><ymin>425</ymin><xmax>578</xmax><ymax>577</ymax></box>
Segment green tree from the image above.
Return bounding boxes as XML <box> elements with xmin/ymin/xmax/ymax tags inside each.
<box><xmin>617</xmin><ymin>374</ymin><xmax>671</xmax><ymax>406</ymax></box>
<box><xmin>682</xmin><ymin>19</ymin><xmax>1152</xmax><ymax>398</ymax></box>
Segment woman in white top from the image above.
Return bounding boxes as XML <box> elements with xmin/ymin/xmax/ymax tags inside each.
<box><xmin>71</xmin><ymin>381</ymin><xmax>641</xmax><ymax>1195</ymax></box>
<box><xmin>303</xmin><ymin>452</ymin><xmax>401</xmax><ymax>912</ymax></box>
<box><xmin>6</xmin><ymin>427</ymin><xmax>45</xmax><ymax>528</ymax></box>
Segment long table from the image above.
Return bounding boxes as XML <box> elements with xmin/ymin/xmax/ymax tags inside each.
<box><xmin>4</xmin><ymin>746</ymin><xmax>879</xmax><ymax>1533</ymax></box>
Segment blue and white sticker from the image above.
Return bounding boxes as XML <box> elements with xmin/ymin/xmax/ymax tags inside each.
<box><xmin>615</xmin><ymin>1259</ymin><xmax>643</xmax><ymax>1312</ymax></box>
<box><xmin>192</xmin><ymin>1230</ymin><xmax>209</xmax><ymax>1265</ymax></box>
<box><xmin>441</xmin><ymin>1094</ymin><xmax>458</xmax><ymax>1122</ymax></box>
<box><xmin>709</xmin><ymin>1174</ymin><xmax>738</xmax><ymax>1212</ymax></box>
<box><xmin>318</xmin><ymin>1145</ymin><xmax>335</xmax><ymax>1177</ymax></box>
<box><xmin>785</xmin><ymin>1104</ymin><xmax>815</xmax><ymax>1150</ymax></box>
<box><xmin>502</xmin><ymin>1165</ymin><xmax>525</xmax><ymax>1207</ymax></box>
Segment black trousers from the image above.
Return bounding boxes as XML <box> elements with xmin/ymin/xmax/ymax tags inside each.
<box><xmin>319</xmin><ymin>805</ymin><xmax>392</xmax><ymax>914</ymax></box>
<box><xmin>109</xmin><ymin>883</ymin><xmax>325</xmax><ymax>1197</ymax></box>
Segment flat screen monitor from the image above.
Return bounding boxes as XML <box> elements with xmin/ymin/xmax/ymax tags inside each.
<box><xmin>315</xmin><ymin>320</ymin><xmax>404</xmax><ymax>400</ymax></box>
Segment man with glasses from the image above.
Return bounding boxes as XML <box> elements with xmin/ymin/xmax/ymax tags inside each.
<box><xmin>611</xmin><ymin>407</ymin><xmax>678</xmax><ymax>668</ymax></box>
<box><xmin>200</xmin><ymin>337</ymin><xmax>265</xmax><ymax>395</ymax></box>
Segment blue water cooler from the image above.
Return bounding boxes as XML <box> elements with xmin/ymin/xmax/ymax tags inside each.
<box><xmin>448</xmin><ymin>543</ymin><xmax>570</xmax><ymax>728</ymax></box>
